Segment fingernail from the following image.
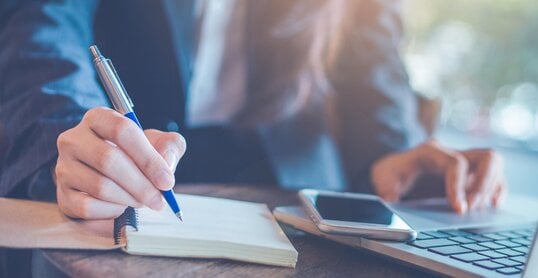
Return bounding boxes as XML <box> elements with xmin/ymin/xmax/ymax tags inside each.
<box><xmin>164</xmin><ymin>151</ymin><xmax>177</xmax><ymax>170</ymax></box>
<box><xmin>493</xmin><ymin>195</ymin><xmax>503</xmax><ymax>208</ymax></box>
<box><xmin>148</xmin><ymin>195</ymin><xmax>164</xmax><ymax>211</ymax></box>
<box><xmin>467</xmin><ymin>195</ymin><xmax>477</xmax><ymax>210</ymax></box>
<box><xmin>155</xmin><ymin>169</ymin><xmax>175</xmax><ymax>190</ymax></box>
<box><xmin>459</xmin><ymin>200</ymin><xmax>468</xmax><ymax>214</ymax></box>
<box><xmin>470</xmin><ymin>196</ymin><xmax>482</xmax><ymax>210</ymax></box>
<box><xmin>467</xmin><ymin>193</ymin><xmax>474</xmax><ymax>202</ymax></box>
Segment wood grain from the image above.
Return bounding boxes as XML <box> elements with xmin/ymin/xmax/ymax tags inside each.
<box><xmin>38</xmin><ymin>184</ymin><xmax>435</xmax><ymax>278</ymax></box>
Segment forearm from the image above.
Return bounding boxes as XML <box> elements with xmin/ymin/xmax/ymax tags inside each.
<box><xmin>0</xmin><ymin>0</ymin><xmax>106</xmax><ymax>198</ymax></box>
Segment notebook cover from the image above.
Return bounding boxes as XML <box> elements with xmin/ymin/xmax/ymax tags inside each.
<box><xmin>0</xmin><ymin>195</ymin><xmax>298</xmax><ymax>268</ymax></box>
<box><xmin>0</xmin><ymin>198</ymin><xmax>120</xmax><ymax>250</ymax></box>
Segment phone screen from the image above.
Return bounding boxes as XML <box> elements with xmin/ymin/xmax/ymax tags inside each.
<box><xmin>314</xmin><ymin>195</ymin><xmax>399</xmax><ymax>226</ymax></box>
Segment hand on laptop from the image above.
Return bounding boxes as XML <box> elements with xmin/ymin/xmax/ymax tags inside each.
<box><xmin>371</xmin><ymin>140</ymin><xmax>507</xmax><ymax>214</ymax></box>
<box><xmin>54</xmin><ymin>107</ymin><xmax>186</xmax><ymax>219</ymax></box>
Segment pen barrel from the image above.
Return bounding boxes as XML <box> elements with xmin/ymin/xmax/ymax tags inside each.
<box><xmin>162</xmin><ymin>190</ymin><xmax>180</xmax><ymax>213</ymax></box>
<box><xmin>93</xmin><ymin>58</ymin><xmax>134</xmax><ymax>115</ymax></box>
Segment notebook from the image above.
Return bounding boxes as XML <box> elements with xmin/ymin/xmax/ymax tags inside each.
<box><xmin>0</xmin><ymin>194</ymin><xmax>298</xmax><ymax>268</ymax></box>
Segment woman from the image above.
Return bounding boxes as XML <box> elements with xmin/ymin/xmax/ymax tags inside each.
<box><xmin>0</xmin><ymin>0</ymin><xmax>505</xmax><ymax>220</ymax></box>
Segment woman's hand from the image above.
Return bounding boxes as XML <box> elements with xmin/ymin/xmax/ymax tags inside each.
<box><xmin>55</xmin><ymin>107</ymin><xmax>186</xmax><ymax>219</ymax></box>
<box><xmin>371</xmin><ymin>140</ymin><xmax>506</xmax><ymax>214</ymax></box>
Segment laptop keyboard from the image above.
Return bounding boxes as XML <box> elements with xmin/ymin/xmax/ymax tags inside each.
<box><xmin>406</xmin><ymin>224</ymin><xmax>536</xmax><ymax>275</ymax></box>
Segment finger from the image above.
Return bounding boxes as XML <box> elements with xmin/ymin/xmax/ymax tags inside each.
<box><xmin>84</xmin><ymin>108</ymin><xmax>175</xmax><ymax>190</ymax></box>
<box><xmin>492</xmin><ymin>181</ymin><xmax>508</xmax><ymax>208</ymax></box>
<box><xmin>66</xmin><ymin>126</ymin><xmax>165</xmax><ymax>210</ymax></box>
<box><xmin>60</xmin><ymin>158</ymin><xmax>142</xmax><ymax>208</ymax></box>
<box><xmin>444</xmin><ymin>156</ymin><xmax>469</xmax><ymax>214</ymax></box>
<box><xmin>461</xmin><ymin>150</ymin><xmax>500</xmax><ymax>209</ymax></box>
<box><xmin>58</xmin><ymin>186</ymin><xmax>127</xmax><ymax>219</ymax></box>
<box><xmin>475</xmin><ymin>184</ymin><xmax>497</xmax><ymax>209</ymax></box>
<box><xmin>373</xmin><ymin>174</ymin><xmax>402</xmax><ymax>202</ymax></box>
<box><xmin>415</xmin><ymin>141</ymin><xmax>469</xmax><ymax>213</ymax></box>
<box><xmin>144</xmin><ymin>129</ymin><xmax>187</xmax><ymax>171</ymax></box>
<box><xmin>371</xmin><ymin>153</ymin><xmax>419</xmax><ymax>202</ymax></box>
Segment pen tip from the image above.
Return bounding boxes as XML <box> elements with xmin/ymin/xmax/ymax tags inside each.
<box><xmin>176</xmin><ymin>212</ymin><xmax>183</xmax><ymax>222</ymax></box>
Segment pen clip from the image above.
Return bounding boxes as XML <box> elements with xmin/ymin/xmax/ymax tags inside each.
<box><xmin>124</xmin><ymin>90</ymin><xmax>135</xmax><ymax>108</ymax></box>
<box><xmin>122</xmin><ymin>87</ymin><xmax>135</xmax><ymax>108</ymax></box>
<box><xmin>105</xmin><ymin>60</ymin><xmax>135</xmax><ymax>109</ymax></box>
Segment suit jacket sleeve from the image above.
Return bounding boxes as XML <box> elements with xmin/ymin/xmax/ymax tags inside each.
<box><xmin>331</xmin><ymin>0</ymin><xmax>427</xmax><ymax>193</ymax></box>
<box><xmin>0</xmin><ymin>0</ymin><xmax>107</xmax><ymax>199</ymax></box>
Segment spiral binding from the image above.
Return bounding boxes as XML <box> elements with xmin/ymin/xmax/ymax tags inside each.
<box><xmin>113</xmin><ymin>206</ymin><xmax>139</xmax><ymax>245</ymax></box>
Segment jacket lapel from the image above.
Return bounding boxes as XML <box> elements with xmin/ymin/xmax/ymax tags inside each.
<box><xmin>162</xmin><ymin>0</ymin><xmax>197</xmax><ymax>95</ymax></box>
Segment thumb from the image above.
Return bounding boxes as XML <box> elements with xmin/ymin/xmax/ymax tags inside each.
<box><xmin>371</xmin><ymin>152</ymin><xmax>419</xmax><ymax>202</ymax></box>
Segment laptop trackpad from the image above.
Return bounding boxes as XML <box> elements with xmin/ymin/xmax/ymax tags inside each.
<box><xmin>389</xmin><ymin>194</ymin><xmax>538</xmax><ymax>230</ymax></box>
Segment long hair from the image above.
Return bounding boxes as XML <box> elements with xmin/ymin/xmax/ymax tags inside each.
<box><xmin>236</xmin><ymin>0</ymin><xmax>349</xmax><ymax>127</ymax></box>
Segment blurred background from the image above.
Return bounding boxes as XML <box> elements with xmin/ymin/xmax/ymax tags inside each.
<box><xmin>402</xmin><ymin>0</ymin><xmax>538</xmax><ymax>196</ymax></box>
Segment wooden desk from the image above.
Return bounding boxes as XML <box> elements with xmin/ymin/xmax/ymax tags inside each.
<box><xmin>36</xmin><ymin>184</ymin><xmax>434</xmax><ymax>277</ymax></box>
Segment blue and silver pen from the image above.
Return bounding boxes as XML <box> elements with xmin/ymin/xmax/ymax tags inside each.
<box><xmin>89</xmin><ymin>45</ymin><xmax>183</xmax><ymax>221</ymax></box>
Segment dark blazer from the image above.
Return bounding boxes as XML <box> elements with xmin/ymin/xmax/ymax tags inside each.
<box><xmin>0</xmin><ymin>0</ymin><xmax>426</xmax><ymax>199</ymax></box>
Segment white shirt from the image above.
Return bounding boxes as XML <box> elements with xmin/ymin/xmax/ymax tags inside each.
<box><xmin>186</xmin><ymin>0</ymin><xmax>247</xmax><ymax>127</ymax></box>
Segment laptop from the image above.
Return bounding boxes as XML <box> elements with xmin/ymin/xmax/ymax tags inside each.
<box><xmin>274</xmin><ymin>194</ymin><xmax>538</xmax><ymax>277</ymax></box>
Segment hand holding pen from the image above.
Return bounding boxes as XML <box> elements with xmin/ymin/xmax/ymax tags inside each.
<box><xmin>54</xmin><ymin>46</ymin><xmax>186</xmax><ymax>220</ymax></box>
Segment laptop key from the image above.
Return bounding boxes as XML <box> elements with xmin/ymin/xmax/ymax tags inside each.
<box><xmin>462</xmin><ymin>244</ymin><xmax>488</xmax><ymax>252</ymax></box>
<box><xmin>416</xmin><ymin>233</ymin><xmax>434</xmax><ymax>240</ymax></box>
<box><xmin>409</xmin><ymin>238</ymin><xmax>457</xmax><ymax>249</ymax></box>
<box><xmin>440</xmin><ymin>229</ymin><xmax>473</xmax><ymax>237</ymax></box>
<box><xmin>513</xmin><ymin>229</ymin><xmax>534</xmax><ymax>237</ymax></box>
<box><xmin>496</xmin><ymin>231</ymin><xmax>522</xmax><ymax>239</ymax></box>
<box><xmin>429</xmin><ymin>245</ymin><xmax>471</xmax><ymax>255</ymax></box>
<box><xmin>482</xmin><ymin>233</ymin><xmax>508</xmax><ymax>241</ymax></box>
<box><xmin>496</xmin><ymin>248</ymin><xmax>524</xmax><ymax>257</ymax></box>
<box><xmin>510</xmin><ymin>256</ymin><xmax>527</xmax><ymax>264</ymax></box>
<box><xmin>449</xmin><ymin>236</ymin><xmax>475</xmax><ymax>244</ymax></box>
<box><xmin>496</xmin><ymin>267</ymin><xmax>521</xmax><ymax>275</ymax></box>
<box><xmin>494</xmin><ymin>240</ymin><xmax>521</xmax><ymax>248</ymax></box>
<box><xmin>451</xmin><ymin>253</ymin><xmax>489</xmax><ymax>262</ymax></box>
<box><xmin>465</xmin><ymin>235</ymin><xmax>492</xmax><ymax>242</ymax></box>
<box><xmin>513</xmin><ymin>246</ymin><xmax>529</xmax><ymax>254</ymax></box>
<box><xmin>492</xmin><ymin>258</ymin><xmax>522</xmax><ymax>267</ymax></box>
<box><xmin>422</xmin><ymin>231</ymin><xmax>450</xmax><ymax>238</ymax></box>
<box><xmin>511</xmin><ymin>238</ymin><xmax>531</xmax><ymax>246</ymax></box>
<box><xmin>478</xmin><ymin>242</ymin><xmax>505</xmax><ymax>250</ymax></box>
<box><xmin>473</xmin><ymin>260</ymin><xmax>504</xmax><ymax>270</ymax></box>
<box><xmin>478</xmin><ymin>250</ymin><xmax>507</xmax><ymax>259</ymax></box>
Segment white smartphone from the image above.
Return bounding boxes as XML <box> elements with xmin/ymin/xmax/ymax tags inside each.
<box><xmin>298</xmin><ymin>189</ymin><xmax>417</xmax><ymax>241</ymax></box>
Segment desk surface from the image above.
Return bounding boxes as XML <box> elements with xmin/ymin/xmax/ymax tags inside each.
<box><xmin>39</xmin><ymin>184</ymin><xmax>434</xmax><ymax>277</ymax></box>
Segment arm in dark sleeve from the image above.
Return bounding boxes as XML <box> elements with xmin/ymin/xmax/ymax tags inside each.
<box><xmin>330</xmin><ymin>0</ymin><xmax>427</xmax><ymax>193</ymax></box>
<box><xmin>0</xmin><ymin>0</ymin><xmax>107</xmax><ymax>200</ymax></box>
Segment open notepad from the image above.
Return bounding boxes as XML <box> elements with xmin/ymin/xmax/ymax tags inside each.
<box><xmin>0</xmin><ymin>194</ymin><xmax>298</xmax><ymax>268</ymax></box>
